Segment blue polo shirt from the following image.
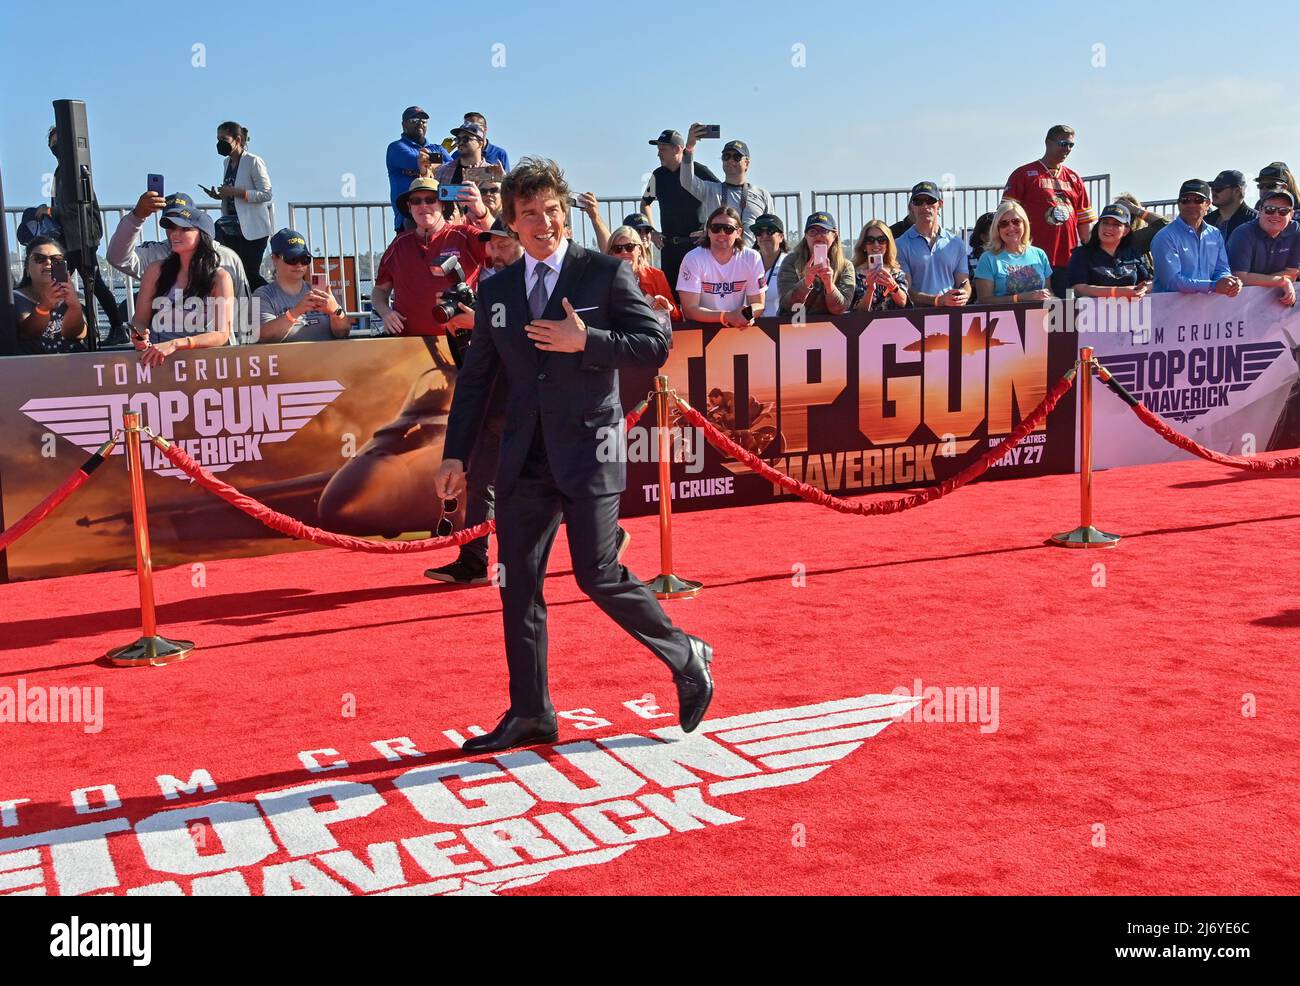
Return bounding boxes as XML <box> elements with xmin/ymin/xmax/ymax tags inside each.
<box><xmin>451</xmin><ymin>141</ymin><xmax>510</xmax><ymax>173</ymax></box>
<box><xmin>896</xmin><ymin>226</ymin><xmax>970</xmax><ymax>297</ymax></box>
<box><xmin>1226</xmin><ymin>219</ymin><xmax>1300</xmax><ymax>276</ymax></box>
<box><xmin>1151</xmin><ymin>217</ymin><xmax>1231</xmax><ymax>293</ymax></box>
<box><xmin>386</xmin><ymin>135</ymin><xmax>449</xmax><ymax>231</ymax></box>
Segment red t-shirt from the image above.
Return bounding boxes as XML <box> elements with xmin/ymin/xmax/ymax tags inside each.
<box><xmin>1003</xmin><ymin>161</ymin><xmax>1097</xmax><ymax>268</ymax></box>
<box><xmin>375</xmin><ymin>224</ymin><xmax>488</xmax><ymax>336</ymax></box>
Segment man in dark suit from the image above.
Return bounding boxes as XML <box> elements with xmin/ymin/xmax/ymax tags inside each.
<box><xmin>436</xmin><ymin>157</ymin><xmax>714</xmax><ymax>754</ymax></box>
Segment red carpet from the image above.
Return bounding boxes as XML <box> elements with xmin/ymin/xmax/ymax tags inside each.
<box><xmin>1</xmin><ymin>457</ymin><xmax>1297</xmax><ymax>896</ymax></box>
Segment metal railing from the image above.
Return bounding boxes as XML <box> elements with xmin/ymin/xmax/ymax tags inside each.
<box><xmin>811</xmin><ymin>174</ymin><xmax>1111</xmax><ymax>242</ymax></box>
<box><xmin>1141</xmin><ymin>198</ymin><xmax>1178</xmax><ymax>220</ymax></box>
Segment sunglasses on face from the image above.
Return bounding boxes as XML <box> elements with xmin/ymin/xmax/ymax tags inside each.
<box><xmin>861</xmin><ymin>234</ymin><xmax>888</xmax><ymax>245</ymax></box>
<box><xmin>407</xmin><ymin>196</ymin><xmax>439</xmax><ymax>206</ymax></box>
<box><xmin>480</xmin><ymin>186</ymin><xmax>501</xmax><ymax>195</ymax></box>
<box><xmin>436</xmin><ymin>496</ymin><xmax>459</xmax><ymax>537</ymax></box>
<box><xmin>721</xmin><ymin>152</ymin><xmax>744</xmax><ymax>161</ymax></box>
<box><xmin>1261</xmin><ymin>205</ymin><xmax>1294</xmax><ymax>216</ymax></box>
<box><xmin>1179</xmin><ymin>196</ymin><xmax>1208</xmax><ymax>205</ymax></box>
<box><xmin>1053</xmin><ymin>139</ymin><xmax>1075</xmax><ymax>149</ymax></box>
<box><xmin>611</xmin><ymin>242</ymin><xmax>639</xmax><ymax>254</ymax></box>
<box><xmin>998</xmin><ymin>218</ymin><xmax>1023</xmax><ymax>228</ymax></box>
<box><xmin>755</xmin><ymin>228</ymin><xmax>779</xmax><ymax>236</ymax></box>
<box><xmin>911</xmin><ymin>197</ymin><xmax>938</xmax><ymax>207</ymax></box>
<box><xmin>30</xmin><ymin>254</ymin><xmax>65</xmax><ymax>266</ymax></box>
<box><xmin>456</xmin><ymin>135</ymin><xmax>479</xmax><ymax>144</ymax></box>
<box><xmin>281</xmin><ymin>255</ymin><xmax>311</xmax><ymax>266</ymax></box>
<box><xmin>709</xmin><ymin>223</ymin><xmax>738</xmax><ymax>234</ymax></box>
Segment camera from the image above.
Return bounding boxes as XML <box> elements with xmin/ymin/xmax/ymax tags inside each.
<box><xmin>430</xmin><ymin>255</ymin><xmax>476</xmax><ymax>325</ymax></box>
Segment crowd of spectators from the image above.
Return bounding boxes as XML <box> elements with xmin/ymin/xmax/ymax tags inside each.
<box><xmin>9</xmin><ymin>112</ymin><xmax>1300</xmax><ymax>359</ymax></box>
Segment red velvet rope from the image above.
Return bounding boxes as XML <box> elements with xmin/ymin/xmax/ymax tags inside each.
<box><xmin>153</xmin><ymin>440</ymin><xmax>495</xmax><ymax>553</ymax></box>
<box><xmin>674</xmin><ymin>369</ymin><xmax>1077</xmax><ymax>517</ymax></box>
<box><xmin>1125</xmin><ymin>401</ymin><xmax>1300</xmax><ymax>472</ymax></box>
<box><xmin>0</xmin><ymin>470</ymin><xmax>92</xmax><ymax>553</ymax></box>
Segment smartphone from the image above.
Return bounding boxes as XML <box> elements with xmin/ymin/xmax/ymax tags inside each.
<box><xmin>699</xmin><ymin>125</ymin><xmax>722</xmax><ymax>139</ymax></box>
<box><xmin>740</xmin><ymin>304</ymin><xmax>755</xmax><ymax>321</ymax></box>
<box><xmin>51</xmin><ymin>258</ymin><xmax>69</xmax><ymax>283</ymax></box>
<box><xmin>312</xmin><ymin>273</ymin><xmax>329</xmax><ymax>292</ymax></box>
<box><xmin>438</xmin><ymin>184</ymin><xmax>470</xmax><ymax>202</ymax></box>
<box><xmin>812</xmin><ymin>242</ymin><xmax>829</xmax><ymax>266</ymax></box>
<box><xmin>463</xmin><ymin>166</ymin><xmax>500</xmax><ymax>185</ymax></box>
<box><xmin>147</xmin><ymin>174</ymin><xmax>165</xmax><ymax>197</ymax></box>
<box><xmin>867</xmin><ymin>253</ymin><xmax>884</xmax><ymax>271</ymax></box>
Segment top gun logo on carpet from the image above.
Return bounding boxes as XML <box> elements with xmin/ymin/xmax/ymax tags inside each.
<box><xmin>17</xmin><ymin>354</ymin><xmax>343</xmax><ymax>479</ymax></box>
<box><xmin>0</xmin><ymin>694</ymin><xmax>917</xmax><ymax>897</ymax></box>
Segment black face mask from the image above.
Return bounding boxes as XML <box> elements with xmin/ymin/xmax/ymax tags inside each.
<box><xmin>217</xmin><ymin>139</ymin><xmax>233</xmax><ymax>156</ymax></box>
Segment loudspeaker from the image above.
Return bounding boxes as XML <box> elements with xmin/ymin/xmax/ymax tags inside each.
<box><xmin>51</xmin><ymin>98</ymin><xmax>100</xmax><ymax>350</ymax></box>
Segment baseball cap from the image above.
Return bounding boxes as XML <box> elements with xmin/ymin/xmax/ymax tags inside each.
<box><xmin>477</xmin><ymin>218</ymin><xmax>513</xmax><ymax>242</ymax></box>
<box><xmin>623</xmin><ymin>213</ymin><xmax>656</xmax><ymax>232</ymax></box>
<box><xmin>451</xmin><ymin>122</ymin><xmax>486</xmax><ymax>142</ymax></box>
<box><xmin>160</xmin><ymin>203</ymin><xmax>215</xmax><ymax>238</ymax></box>
<box><xmin>164</xmin><ymin>192</ymin><xmax>195</xmax><ymax>210</ymax></box>
<box><xmin>396</xmin><ymin>177</ymin><xmax>440</xmax><ymax>215</ymax></box>
<box><xmin>722</xmin><ymin>139</ymin><xmax>750</xmax><ymax>158</ymax></box>
<box><xmin>1098</xmin><ymin>203</ymin><xmax>1132</xmax><ymax>224</ymax></box>
<box><xmin>1210</xmin><ymin>170</ymin><xmax>1246</xmax><ymax>190</ymax></box>
<box><xmin>270</xmin><ymin>228</ymin><xmax>311</xmax><ymax>260</ymax></box>
<box><xmin>1253</xmin><ymin>162</ymin><xmax>1291</xmax><ymax>184</ymax></box>
<box><xmin>402</xmin><ymin>106</ymin><xmax>429</xmax><ymax>121</ymax></box>
<box><xmin>649</xmin><ymin>129</ymin><xmax>685</xmax><ymax>147</ymax></box>
<box><xmin>1259</xmin><ymin>188</ymin><xmax>1296</xmax><ymax>207</ymax></box>
<box><xmin>749</xmin><ymin>213</ymin><xmax>784</xmax><ymax>234</ymax></box>
<box><xmin>1178</xmin><ymin>179</ymin><xmax>1212</xmax><ymax>201</ymax></box>
<box><xmin>910</xmin><ymin>181</ymin><xmax>942</xmax><ymax>202</ymax></box>
<box><xmin>805</xmin><ymin>211</ymin><xmax>837</xmax><ymax>232</ymax></box>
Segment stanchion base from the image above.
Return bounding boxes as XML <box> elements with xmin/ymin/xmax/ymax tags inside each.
<box><xmin>649</xmin><ymin>573</ymin><xmax>703</xmax><ymax>600</ymax></box>
<box><xmin>106</xmin><ymin>636</ymin><xmax>195</xmax><ymax>667</ymax></box>
<box><xmin>1049</xmin><ymin>525</ymin><xmax>1122</xmax><ymax>548</ymax></box>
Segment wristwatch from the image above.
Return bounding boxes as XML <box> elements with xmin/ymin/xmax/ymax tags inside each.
<box><xmin>333</xmin><ymin>306</ymin><xmax>345</xmax><ymax>317</ymax></box>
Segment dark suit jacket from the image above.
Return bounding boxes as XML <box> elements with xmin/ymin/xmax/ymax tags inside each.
<box><xmin>443</xmin><ymin>241</ymin><xmax>670</xmax><ymax>498</ymax></box>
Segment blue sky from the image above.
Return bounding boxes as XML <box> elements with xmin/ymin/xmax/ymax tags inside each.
<box><xmin>3</xmin><ymin>0</ymin><xmax>1299</xmax><ymax>216</ymax></box>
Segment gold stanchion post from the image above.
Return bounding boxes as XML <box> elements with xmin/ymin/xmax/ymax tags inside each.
<box><xmin>106</xmin><ymin>412</ymin><xmax>195</xmax><ymax>666</ymax></box>
<box><xmin>1051</xmin><ymin>347</ymin><xmax>1121</xmax><ymax>548</ymax></box>
<box><xmin>646</xmin><ymin>376</ymin><xmax>702</xmax><ymax>599</ymax></box>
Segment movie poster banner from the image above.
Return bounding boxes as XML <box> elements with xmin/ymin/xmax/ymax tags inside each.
<box><xmin>1083</xmin><ymin>288</ymin><xmax>1300</xmax><ymax>469</ymax></box>
<box><xmin>0</xmin><ymin>303</ymin><xmax>1076</xmax><ymax>583</ymax></box>
<box><xmin>620</xmin><ymin>303</ymin><xmax>1079</xmax><ymax>516</ymax></box>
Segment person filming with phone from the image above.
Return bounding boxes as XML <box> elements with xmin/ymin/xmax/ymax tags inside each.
<box><xmin>852</xmin><ymin>220</ymin><xmax>910</xmax><ymax>312</ymax></box>
<box><xmin>252</xmin><ymin>229</ymin><xmax>352</xmax><ymax>342</ymax></box>
<box><xmin>680</xmin><ymin>125</ymin><xmax>775</xmax><ymax>248</ymax></box>
<box><xmin>779</xmin><ymin>212</ymin><xmax>855</xmax><ymax>315</ymax></box>
<box><xmin>371</xmin><ymin>178</ymin><xmax>492</xmax><ymax>338</ymax></box>
<box><xmin>12</xmin><ymin>237</ymin><xmax>89</xmax><ymax>355</ymax></box>
<box><xmin>202</xmin><ymin>121</ymin><xmax>273</xmax><ymax>291</ymax></box>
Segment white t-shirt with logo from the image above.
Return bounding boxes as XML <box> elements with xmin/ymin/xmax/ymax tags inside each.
<box><xmin>676</xmin><ymin>247</ymin><xmax>766</xmax><ymax>312</ymax></box>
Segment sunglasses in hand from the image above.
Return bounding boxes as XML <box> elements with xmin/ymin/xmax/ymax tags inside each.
<box><xmin>436</xmin><ymin>496</ymin><xmax>459</xmax><ymax>537</ymax></box>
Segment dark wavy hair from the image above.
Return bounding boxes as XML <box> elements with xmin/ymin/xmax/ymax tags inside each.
<box><xmin>218</xmin><ymin>120</ymin><xmax>249</xmax><ymax>146</ymax></box>
<box><xmin>156</xmin><ymin>230</ymin><xmax>221</xmax><ymax>298</ymax></box>
<box><xmin>501</xmin><ymin>156</ymin><xmax>571</xmax><ymax>225</ymax></box>
<box><xmin>1085</xmin><ymin>210</ymin><xmax>1135</xmax><ymax>252</ymax></box>
<box><xmin>17</xmin><ymin>236</ymin><xmax>66</xmax><ymax>289</ymax></box>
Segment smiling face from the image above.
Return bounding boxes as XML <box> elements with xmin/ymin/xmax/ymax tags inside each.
<box><xmin>165</xmin><ymin>225</ymin><xmax>200</xmax><ymax>253</ymax></box>
<box><xmin>706</xmin><ymin>214</ymin><xmax>741</xmax><ymax>253</ymax></box>
<box><xmin>1178</xmin><ymin>193</ymin><xmax>1210</xmax><ymax>227</ymax></box>
<box><xmin>403</xmin><ymin>116</ymin><xmax>427</xmax><ymax>142</ymax></box>
<box><xmin>508</xmin><ymin>192</ymin><xmax>567</xmax><ymax>260</ymax></box>
<box><xmin>609</xmin><ymin>233</ymin><xmax>642</xmax><ymax>266</ymax></box>
<box><xmin>27</xmin><ymin>243</ymin><xmax>62</xmax><ymax>287</ymax></box>
<box><xmin>404</xmin><ymin>191</ymin><xmax>442</xmax><ymax>231</ymax></box>
<box><xmin>1098</xmin><ymin>217</ymin><xmax>1128</xmax><ymax>248</ymax></box>
<box><xmin>997</xmin><ymin>213</ymin><xmax>1025</xmax><ymax>247</ymax></box>
<box><xmin>1258</xmin><ymin>195</ymin><xmax>1295</xmax><ymax>236</ymax></box>
<box><xmin>721</xmin><ymin>150</ymin><xmax>747</xmax><ymax>183</ymax></box>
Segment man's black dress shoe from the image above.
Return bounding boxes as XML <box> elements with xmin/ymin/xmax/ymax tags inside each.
<box><xmin>674</xmin><ymin>635</ymin><xmax>714</xmax><ymax>733</ymax></box>
<box><xmin>461</xmin><ymin>712</ymin><xmax>559</xmax><ymax>753</ymax></box>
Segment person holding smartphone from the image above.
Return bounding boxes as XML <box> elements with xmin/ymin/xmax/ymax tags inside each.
<box><xmin>851</xmin><ymin>220</ymin><xmax>910</xmax><ymax>312</ymax></box>
<box><xmin>676</xmin><ymin>206</ymin><xmax>765</xmax><ymax>327</ymax></box>
<box><xmin>778</xmin><ymin>212</ymin><xmax>855</xmax><ymax>315</ymax></box>
<box><xmin>12</xmin><ymin>237</ymin><xmax>89</xmax><ymax>355</ymax></box>
<box><xmin>252</xmin><ymin>229</ymin><xmax>352</xmax><ymax>342</ymax></box>
<box><xmin>203</xmin><ymin>120</ymin><xmax>273</xmax><ymax>291</ymax></box>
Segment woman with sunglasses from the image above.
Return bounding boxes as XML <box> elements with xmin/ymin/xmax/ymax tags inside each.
<box><xmin>12</xmin><ymin>237</ymin><xmax>88</xmax><ymax>355</ymax></box>
<box><xmin>851</xmin><ymin>220</ymin><xmax>909</xmax><ymax>312</ymax></box>
<box><xmin>253</xmin><ymin>229</ymin><xmax>352</xmax><ymax>342</ymax></box>
<box><xmin>130</xmin><ymin>206</ymin><xmax>234</xmax><ymax>367</ymax></box>
<box><xmin>779</xmin><ymin>213</ymin><xmax>856</xmax><ymax>315</ymax></box>
<box><xmin>1066</xmin><ymin>203</ymin><xmax>1152</xmax><ymax>300</ymax></box>
<box><xmin>677</xmin><ymin>206</ymin><xmax>765</xmax><ymax>327</ymax></box>
<box><xmin>606</xmin><ymin>225</ymin><xmax>681</xmax><ymax>321</ymax></box>
<box><xmin>751</xmin><ymin>214</ymin><xmax>788</xmax><ymax>316</ymax></box>
<box><xmin>973</xmin><ymin>201</ymin><xmax>1053</xmax><ymax>304</ymax></box>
